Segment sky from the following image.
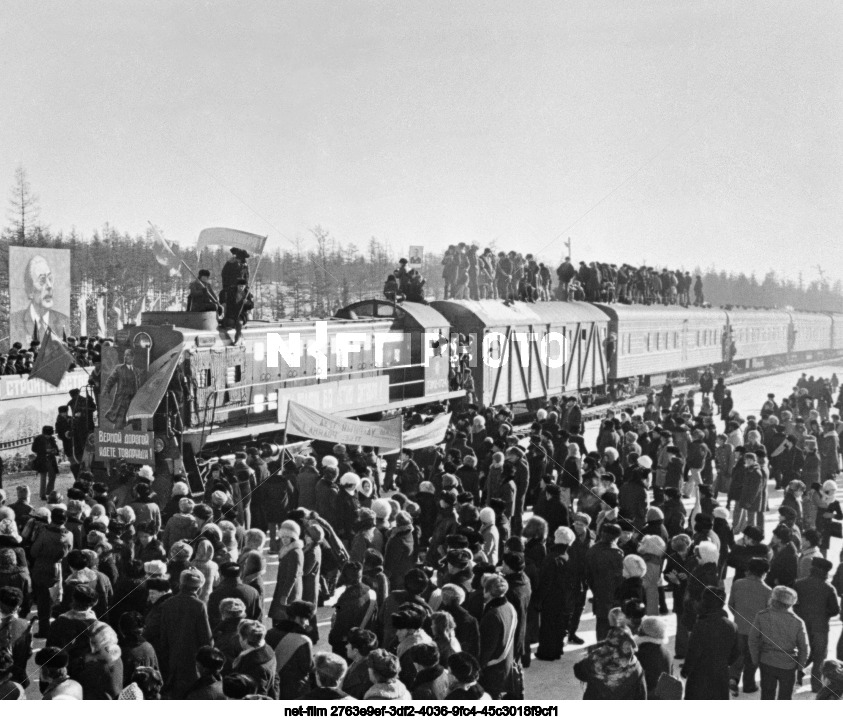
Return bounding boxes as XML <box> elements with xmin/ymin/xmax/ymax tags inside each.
<box><xmin>1</xmin><ymin>1</ymin><xmax>841</xmax><ymax>282</ymax></box>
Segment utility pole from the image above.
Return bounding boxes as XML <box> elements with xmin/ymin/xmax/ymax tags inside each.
<box><xmin>565</xmin><ymin>237</ymin><xmax>572</xmax><ymax>261</ymax></box>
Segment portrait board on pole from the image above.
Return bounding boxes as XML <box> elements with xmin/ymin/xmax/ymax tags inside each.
<box><xmin>8</xmin><ymin>246</ymin><xmax>71</xmax><ymax>344</ymax></box>
<box><xmin>408</xmin><ymin>246</ymin><xmax>424</xmax><ymax>270</ymax></box>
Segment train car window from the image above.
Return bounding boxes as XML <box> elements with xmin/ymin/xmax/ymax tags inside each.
<box><xmin>581</xmin><ymin>329</ymin><xmax>587</xmax><ymax>341</ymax></box>
<box><xmin>646</xmin><ymin>333</ymin><xmax>650</xmax><ymax>352</ymax></box>
<box><xmin>655</xmin><ymin>333</ymin><xmax>660</xmax><ymax>350</ymax></box>
<box><xmin>226</xmin><ymin>365</ymin><xmax>242</xmax><ymax>386</ymax></box>
<box><xmin>376</xmin><ymin>304</ymin><xmax>397</xmax><ymax>317</ymax></box>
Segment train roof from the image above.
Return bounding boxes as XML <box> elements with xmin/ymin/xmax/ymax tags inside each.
<box><xmin>593</xmin><ymin>303</ymin><xmax>727</xmax><ymax>323</ymax></box>
<box><xmin>337</xmin><ymin>300</ymin><xmax>451</xmax><ymax>328</ymax></box>
<box><xmin>431</xmin><ymin>300</ymin><xmax>608</xmax><ymax>327</ymax></box>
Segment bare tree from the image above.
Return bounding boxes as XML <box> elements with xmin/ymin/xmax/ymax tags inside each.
<box><xmin>6</xmin><ymin>164</ymin><xmax>41</xmax><ymax>242</ymax></box>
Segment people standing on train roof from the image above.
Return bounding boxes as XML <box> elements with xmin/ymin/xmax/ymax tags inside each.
<box><xmin>221</xmin><ymin>247</ymin><xmax>250</xmax><ymax>297</ymax></box>
<box><xmin>223</xmin><ymin>278</ymin><xmax>254</xmax><ymax>344</ymax></box>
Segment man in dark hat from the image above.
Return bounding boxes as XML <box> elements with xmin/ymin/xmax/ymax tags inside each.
<box><xmin>221</xmin><ymin>247</ymin><xmax>250</xmax><ymax>295</ymax></box>
<box><xmin>186</xmin><ymin>269</ymin><xmax>221</xmax><ymax>313</ymax></box>
<box><xmin>208</xmin><ymin>561</ymin><xmax>262</xmax><ymax>627</ymax></box>
<box><xmin>31</xmin><ymin>425</ymin><xmax>60</xmax><ymax>500</ymax></box>
<box><xmin>795</xmin><ymin>557</ymin><xmax>840</xmax><ymax>692</ymax></box>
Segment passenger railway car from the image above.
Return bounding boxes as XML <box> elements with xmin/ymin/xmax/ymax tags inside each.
<box><xmin>431</xmin><ymin>300</ymin><xmax>609</xmax><ymax>407</ymax></box>
<box><xmin>788</xmin><ymin>311</ymin><xmax>833</xmax><ymax>356</ymax></box>
<box><xmin>725</xmin><ymin>309</ymin><xmax>791</xmax><ymax>369</ymax></box>
<box><xmin>594</xmin><ymin>304</ymin><xmax>727</xmax><ymax>383</ymax></box>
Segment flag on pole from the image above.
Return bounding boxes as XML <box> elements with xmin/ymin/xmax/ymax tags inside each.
<box><xmin>78</xmin><ymin>286</ymin><xmax>88</xmax><ymax>337</ymax></box>
<box><xmin>197</xmin><ymin>227</ymin><xmax>267</xmax><ymax>256</ymax></box>
<box><xmin>112</xmin><ymin>297</ymin><xmax>125</xmax><ymax>331</ymax></box>
<box><xmin>128</xmin><ymin>294</ymin><xmax>147</xmax><ymax>326</ymax></box>
<box><xmin>29</xmin><ymin>327</ymin><xmax>75</xmax><ymax>387</ymax></box>
<box><xmin>149</xmin><ymin>221</ymin><xmax>177</xmax><ymax>267</ymax></box>
<box><xmin>96</xmin><ymin>294</ymin><xmax>106</xmax><ymax>337</ymax></box>
<box><xmin>126</xmin><ymin>342</ymin><xmax>185</xmax><ymax>421</ymax></box>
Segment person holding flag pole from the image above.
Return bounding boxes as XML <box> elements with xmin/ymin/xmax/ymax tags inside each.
<box><xmin>196</xmin><ymin>227</ymin><xmax>267</xmax><ymax>343</ymax></box>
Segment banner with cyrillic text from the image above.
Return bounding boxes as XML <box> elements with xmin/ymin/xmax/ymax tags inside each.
<box><xmin>285</xmin><ymin>401</ymin><xmax>402</xmax><ymax>448</ymax></box>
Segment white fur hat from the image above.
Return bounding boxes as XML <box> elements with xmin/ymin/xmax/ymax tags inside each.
<box><xmin>339</xmin><ymin>472</ymin><xmax>360</xmax><ymax>489</ymax></box>
<box><xmin>372</xmin><ymin>499</ymin><xmax>392</xmax><ymax>520</ymax></box>
<box><xmin>554</xmin><ymin>526</ymin><xmax>575</xmax><ymax>546</ymax></box>
<box><xmin>696</xmin><ymin>540</ymin><xmax>719</xmax><ymax>565</ymax></box>
<box><xmin>623</xmin><ymin>554</ymin><xmax>647</xmax><ymax>579</ymax></box>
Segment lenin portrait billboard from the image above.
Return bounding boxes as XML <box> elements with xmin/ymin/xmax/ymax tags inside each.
<box><xmin>8</xmin><ymin>246</ymin><xmax>71</xmax><ymax>344</ymax></box>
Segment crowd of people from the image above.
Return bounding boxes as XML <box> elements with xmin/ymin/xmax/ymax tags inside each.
<box><xmin>437</xmin><ymin>245</ymin><xmax>705</xmax><ymax>305</ymax></box>
<box><xmin>0</xmin><ymin>336</ymin><xmax>101</xmax><ymax>377</ymax></box>
<box><xmin>1</xmin><ymin>371</ymin><xmax>843</xmax><ymax>700</ymax></box>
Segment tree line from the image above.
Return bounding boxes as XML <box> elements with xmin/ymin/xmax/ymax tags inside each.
<box><xmin>3</xmin><ymin>165</ymin><xmax>841</xmax><ymax>342</ymax></box>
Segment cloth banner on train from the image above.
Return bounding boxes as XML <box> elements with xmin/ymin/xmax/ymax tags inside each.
<box><xmin>197</xmin><ymin>227</ymin><xmax>268</xmax><ymax>256</ymax></box>
<box><xmin>285</xmin><ymin>401</ymin><xmax>403</xmax><ymax>449</ymax></box>
<box><xmin>125</xmin><ymin>342</ymin><xmax>185</xmax><ymax>421</ymax></box>
<box><xmin>382</xmin><ymin>412</ymin><xmax>452</xmax><ymax>454</ymax></box>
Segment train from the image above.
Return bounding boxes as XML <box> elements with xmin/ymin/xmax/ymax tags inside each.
<box><xmin>3</xmin><ymin>299</ymin><xmax>842</xmax><ymax>488</ymax></box>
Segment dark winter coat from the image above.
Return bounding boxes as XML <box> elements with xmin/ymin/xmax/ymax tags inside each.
<box><xmin>412</xmin><ymin>664</ymin><xmax>450</xmax><ymax>700</ymax></box>
<box><xmin>208</xmin><ymin>577</ymin><xmax>262</xmax><ymax>627</ymax></box>
<box><xmin>314</xmin><ymin>478</ymin><xmax>340</xmax><ymax>527</ymax></box>
<box><xmin>296</xmin><ymin>467</ymin><xmax>321</xmax><ymax>511</ymax></box>
<box><xmin>585</xmin><ymin>540</ymin><xmax>624</xmax><ymax>618</ymax></box>
<box><xmin>682</xmin><ymin>609</ymin><xmax>739</xmax><ymax>699</ymax></box>
<box><xmin>272</xmin><ymin>620</ymin><xmax>314</xmax><ymax>700</ymax></box>
<box><xmin>504</xmin><ymin>571</ymin><xmax>532</xmax><ymax>661</ymax></box>
<box><xmin>478</xmin><ymin>596</ymin><xmax>517</xmax><ymax>698</ymax></box>
<box><xmin>30</xmin><ymin>523</ymin><xmax>73</xmax><ymax>586</ymax></box>
<box><xmin>334</xmin><ymin>491</ymin><xmax>360</xmax><ymax>543</ymax></box>
<box><xmin>383</xmin><ymin>526</ymin><xmax>415</xmax><ymax>590</ymax></box>
<box><xmin>636</xmin><ymin>638</ymin><xmax>673</xmax><ymax>699</ymax></box>
<box><xmin>269</xmin><ymin>540</ymin><xmax>304</xmax><ymax>619</ymax></box>
<box><xmin>233</xmin><ymin>643</ymin><xmax>279</xmax><ymax>699</ymax></box>
<box><xmin>157</xmin><ymin>591</ymin><xmax>213</xmax><ymax>699</ymax></box>
<box><xmin>766</xmin><ymin>542</ymin><xmax>798</xmax><ymax>589</ymax></box>
<box><xmin>443</xmin><ymin>602</ymin><xmax>480</xmax><ymax>659</ymax></box>
<box><xmin>328</xmin><ymin>582</ymin><xmax>376</xmax><ymax>650</ymax></box>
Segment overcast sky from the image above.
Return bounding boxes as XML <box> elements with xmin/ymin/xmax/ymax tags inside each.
<box><xmin>1</xmin><ymin>1</ymin><xmax>841</xmax><ymax>281</ymax></box>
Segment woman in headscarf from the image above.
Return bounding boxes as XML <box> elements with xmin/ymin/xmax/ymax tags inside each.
<box><xmin>572</xmin><ymin>626</ymin><xmax>646</xmax><ymax>699</ymax></box>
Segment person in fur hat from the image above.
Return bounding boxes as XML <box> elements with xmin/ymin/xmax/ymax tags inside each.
<box><xmin>749</xmin><ymin>585</ymin><xmax>808</xmax><ymax>699</ymax></box>
<box><xmin>616</xmin><ymin>554</ymin><xmax>647</xmax><ymax>608</ymax></box>
<box><xmin>635</xmin><ymin>615</ymin><xmax>673</xmax><ymax>698</ymax></box>
<box><xmin>636</xmin><ymin>536</ymin><xmax>666</xmax><ymax>616</ymax></box>
<box><xmin>268</xmin><ymin>520</ymin><xmax>304</xmax><ymax>620</ymax></box>
<box><xmin>817</xmin><ymin>479</ymin><xmax>842</xmax><ymax>557</ymax></box>
<box><xmin>682</xmin><ymin>541</ymin><xmax>721</xmax><ymax>634</ymax></box>
<box><xmin>534</xmin><ymin>526</ymin><xmax>576</xmax><ymax>661</ymax></box>
<box><xmin>478</xmin><ymin>507</ymin><xmax>499</xmax><ymax>566</ymax></box>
